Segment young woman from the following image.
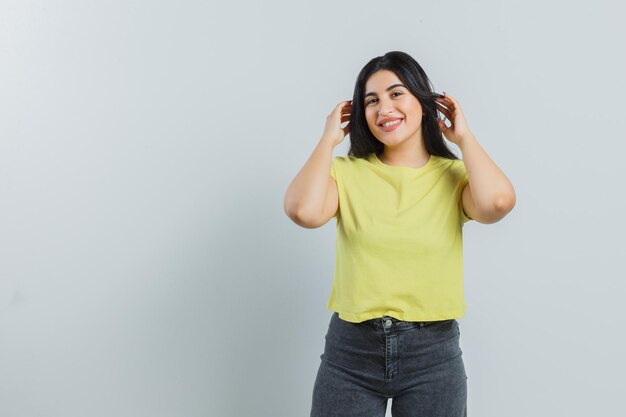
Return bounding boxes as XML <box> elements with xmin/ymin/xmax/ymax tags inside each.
<box><xmin>284</xmin><ymin>51</ymin><xmax>515</xmax><ymax>417</ymax></box>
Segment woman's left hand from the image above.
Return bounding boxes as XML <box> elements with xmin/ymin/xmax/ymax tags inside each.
<box><xmin>435</xmin><ymin>93</ymin><xmax>473</xmax><ymax>146</ymax></box>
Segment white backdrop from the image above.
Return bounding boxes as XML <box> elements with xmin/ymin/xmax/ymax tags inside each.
<box><xmin>1</xmin><ymin>1</ymin><xmax>625</xmax><ymax>416</ymax></box>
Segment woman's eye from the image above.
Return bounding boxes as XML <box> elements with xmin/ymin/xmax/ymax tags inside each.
<box><xmin>366</xmin><ymin>92</ymin><xmax>401</xmax><ymax>105</ymax></box>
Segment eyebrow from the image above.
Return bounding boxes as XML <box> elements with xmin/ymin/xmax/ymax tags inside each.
<box><xmin>364</xmin><ymin>83</ymin><xmax>406</xmax><ymax>99</ymax></box>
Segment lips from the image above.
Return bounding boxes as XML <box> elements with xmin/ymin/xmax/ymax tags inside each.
<box><xmin>378</xmin><ymin>117</ymin><xmax>403</xmax><ymax>126</ymax></box>
<box><xmin>379</xmin><ymin>118</ymin><xmax>403</xmax><ymax>132</ymax></box>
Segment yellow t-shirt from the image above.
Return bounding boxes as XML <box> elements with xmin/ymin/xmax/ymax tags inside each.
<box><xmin>328</xmin><ymin>152</ymin><xmax>472</xmax><ymax>323</ymax></box>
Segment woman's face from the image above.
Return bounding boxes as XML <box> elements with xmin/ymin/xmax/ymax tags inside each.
<box><xmin>363</xmin><ymin>69</ymin><xmax>424</xmax><ymax>146</ymax></box>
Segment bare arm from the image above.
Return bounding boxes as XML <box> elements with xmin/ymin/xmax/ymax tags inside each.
<box><xmin>283</xmin><ymin>100</ymin><xmax>352</xmax><ymax>228</ymax></box>
<box><xmin>434</xmin><ymin>93</ymin><xmax>516</xmax><ymax>224</ymax></box>
<box><xmin>460</xmin><ymin>134</ymin><xmax>516</xmax><ymax>224</ymax></box>
<box><xmin>283</xmin><ymin>136</ymin><xmax>336</xmax><ymax>228</ymax></box>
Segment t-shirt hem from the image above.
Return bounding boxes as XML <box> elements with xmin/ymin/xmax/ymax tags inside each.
<box><xmin>328</xmin><ymin>305</ymin><xmax>467</xmax><ymax>323</ymax></box>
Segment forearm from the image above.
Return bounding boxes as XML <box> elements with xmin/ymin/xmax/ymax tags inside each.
<box><xmin>283</xmin><ymin>135</ymin><xmax>335</xmax><ymax>221</ymax></box>
<box><xmin>458</xmin><ymin>133</ymin><xmax>516</xmax><ymax>211</ymax></box>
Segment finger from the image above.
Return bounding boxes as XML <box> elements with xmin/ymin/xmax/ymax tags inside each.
<box><xmin>336</xmin><ymin>101</ymin><xmax>350</xmax><ymax>112</ymax></box>
<box><xmin>435</xmin><ymin>100</ymin><xmax>451</xmax><ymax>110</ymax></box>
<box><xmin>442</xmin><ymin>93</ymin><xmax>460</xmax><ymax>107</ymax></box>
<box><xmin>342</xmin><ymin>122</ymin><xmax>350</xmax><ymax>135</ymax></box>
<box><xmin>434</xmin><ymin>98</ymin><xmax>453</xmax><ymax>111</ymax></box>
<box><xmin>437</xmin><ymin>98</ymin><xmax>463</xmax><ymax>119</ymax></box>
<box><xmin>435</xmin><ymin>104</ymin><xmax>452</xmax><ymax>120</ymax></box>
<box><xmin>435</xmin><ymin>96</ymin><xmax>454</xmax><ymax>108</ymax></box>
<box><xmin>437</xmin><ymin>92</ymin><xmax>455</xmax><ymax>103</ymax></box>
<box><xmin>435</xmin><ymin>102</ymin><xmax>453</xmax><ymax>120</ymax></box>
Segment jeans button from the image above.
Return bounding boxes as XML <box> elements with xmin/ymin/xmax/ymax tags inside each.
<box><xmin>384</xmin><ymin>319</ymin><xmax>392</xmax><ymax>327</ymax></box>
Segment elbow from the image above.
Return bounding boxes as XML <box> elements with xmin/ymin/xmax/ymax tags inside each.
<box><xmin>283</xmin><ymin>203</ymin><xmax>323</xmax><ymax>229</ymax></box>
<box><xmin>289</xmin><ymin>212</ymin><xmax>324</xmax><ymax>229</ymax></box>
<box><xmin>283</xmin><ymin>193</ymin><xmax>304</xmax><ymax>223</ymax></box>
<box><xmin>473</xmin><ymin>194</ymin><xmax>516</xmax><ymax>224</ymax></box>
<box><xmin>283</xmin><ymin>199</ymin><xmax>299</xmax><ymax>221</ymax></box>
<box><xmin>495</xmin><ymin>191</ymin><xmax>516</xmax><ymax>213</ymax></box>
<box><xmin>487</xmin><ymin>194</ymin><xmax>515</xmax><ymax>223</ymax></box>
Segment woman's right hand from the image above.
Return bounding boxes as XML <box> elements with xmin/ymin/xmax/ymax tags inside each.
<box><xmin>323</xmin><ymin>100</ymin><xmax>352</xmax><ymax>147</ymax></box>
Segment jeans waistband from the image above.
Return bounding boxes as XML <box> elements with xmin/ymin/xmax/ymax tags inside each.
<box><xmin>357</xmin><ymin>314</ymin><xmax>454</xmax><ymax>331</ymax></box>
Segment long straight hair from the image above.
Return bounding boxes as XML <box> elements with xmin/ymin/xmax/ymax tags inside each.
<box><xmin>348</xmin><ymin>51</ymin><xmax>460</xmax><ymax>160</ymax></box>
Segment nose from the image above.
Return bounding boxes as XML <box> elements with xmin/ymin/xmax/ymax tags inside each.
<box><xmin>378</xmin><ymin>97</ymin><xmax>395</xmax><ymax>116</ymax></box>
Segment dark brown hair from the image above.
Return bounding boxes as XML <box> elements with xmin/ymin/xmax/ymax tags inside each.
<box><xmin>348</xmin><ymin>51</ymin><xmax>460</xmax><ymax>160</ymax></box>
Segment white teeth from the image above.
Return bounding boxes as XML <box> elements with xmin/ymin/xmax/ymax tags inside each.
<box><xmin>382</xmin><ymin>119</ymin><xmax>401</xmax><ymax>127</ymax></box>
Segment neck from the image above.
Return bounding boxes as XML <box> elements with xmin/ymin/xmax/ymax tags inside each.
<box><xmin>380</xmin><ymin>138</ymin><xmax>429</xmax><ymax>168</ymax></box>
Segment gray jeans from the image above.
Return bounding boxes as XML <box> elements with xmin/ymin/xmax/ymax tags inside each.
<box><xmin>310</xmin><ymin>312</ymin><xmax>467</xmax><ymax>417</ymax></box>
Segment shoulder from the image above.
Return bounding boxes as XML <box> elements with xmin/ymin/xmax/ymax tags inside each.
<box><xmin>444</xmin><ymin>157</ymin><xmax>466</xmax><ymax>170</ymax></box>
<box><xmin>333</xmin><ymin>154</ymin><xmax>374</xmax><ymax>169</ymax></box>
<box><xmin>430</xmin><ymin>155</ymin><xmax>467</xmax><ymax>175</ymax></box>
<box><xmin>440</xmin><ymin>157</ymin><xmax>467</xmax><ymax>177</ymax></box>
<box><xmin>331</xmin><ymin>155</ymin><xmax>370</xmax><ymax>181</ymax></box>
<box><xmin>333</xmin><ymin>154</ymin><xmax>370</xmax><ymax>162</ymax></box>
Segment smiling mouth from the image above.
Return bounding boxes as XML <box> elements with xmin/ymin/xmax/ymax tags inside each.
<box><xmin>379</xmin><ymin>118</ymin><xmax>403</xmax><ymax>132</ymax></box>
<box><xmin>380</xmin><ymin>119</ymin><xmax>402</xmax><ymax>127</ymax></box>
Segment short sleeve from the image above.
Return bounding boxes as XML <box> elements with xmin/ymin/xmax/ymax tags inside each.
<box><xmin>330</xmin><ymin>157</ymin><xmax>339</xmax><ymax>219</ymax></box>
<box><xmin>456</xmin><ymin>161</ymin><xmax>473</xmax><ymax>224</ymax></box>
<box><xmin>330</xmin><ymin>157</ymin><xmax>337</xmax><ymax>180</ymax></box>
